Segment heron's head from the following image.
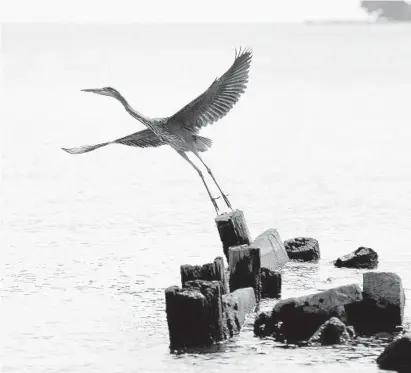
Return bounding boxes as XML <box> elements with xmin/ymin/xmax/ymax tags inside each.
<box><xmin>81</xmin><ymin>86</ymin><xmax>122</xmax><ymax>99</ymax></box>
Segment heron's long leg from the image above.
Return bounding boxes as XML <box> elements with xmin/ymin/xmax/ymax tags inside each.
<box><xmin>192</xmin><ymin>151</ymin><xmax>232</xmax><ymax>210</ymax></box>
<box><xmin>177</xmin><ymin>151</ymin><xmax>220</xmax><ymax>214</ymax></box>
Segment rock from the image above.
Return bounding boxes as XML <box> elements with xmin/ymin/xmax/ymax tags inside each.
<box><xmin>165</xmin><ymin>280</ymin><xmax>224</xmax><ymax>349</ymax></box>
<box><xmin>251</xmin><ymin>229</ymin><xmax>289</xmax><ymax>270</ymax></box>
<box><xmin>346</xmin><ymin>272</ymin><xmax>405</xmax><ymax>332</ymax></box>
<box><xmin>284</xmin><ymin>237</ymin><xmax>320</xmax><ymax>262</ymax></box>
<box><xmin>228</xmin><ymin>245</ymin><xmax>261</xmax><ymax>302</ymax></box>
<box><xmin>334</xmin><ymin>247</ymin><xmax>378</xmax><ymax>269</ymax></box>
<box><xmin>180</xmin><ymin>257</ymin><xmax>226</xmax><ymax>293</ymax></box>
<box><xmin>222</xmin><ymin>287</ymin><xmax>256</xmax><ymax>338</ymax></box>
<box><xmin>271</xmin><ymin>284</ymin><xmax>363</xmax><ymax>341</ymax></box>
<box><xmin>308</xmin><ymin>317</ymin><xmax>352</xmax><ymax>345</ymax></box>
<box><xmin>364</xmin><ymin>272</ymin><xmax>405</xmax><ymax>320</ymax></box>
<box><xmin>260</xmin><ymin>268</ymin><xmax>281</xmax><ymax>298</ymax></box>
<box><xmin>215</xmin><ymin>210</ymin><xmax>252</xmax><ymax>262</ymax></box>
<box><xmin>347</xmin><ymin>325</ymin><xmax>356</xmax><ymax>338</ymax></box>
<box><xmin>254</xmin><ymin>311</ymin><xmax>274</xmax><ymax>337</ymax></box>
<box><xmin>377</xmin><ymin>334</ymin><xmax>411</xmax><ymax>372</ymax></box>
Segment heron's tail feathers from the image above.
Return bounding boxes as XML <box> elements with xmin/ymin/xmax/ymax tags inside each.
<box><xmin>61</xmin><ymin>142</ymin><xmax>111</xmax><ymax>155</ymax></box>
<box><xmin>193</xmin><ymin>135</ymin><xmax>213</xmax><ymax>152</ymax></box>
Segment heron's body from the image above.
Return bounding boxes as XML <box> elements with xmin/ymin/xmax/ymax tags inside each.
<box><xmin>62</xmin><ymin>48</ymin><xmax>253</xmax><ymax>213</ymax></box>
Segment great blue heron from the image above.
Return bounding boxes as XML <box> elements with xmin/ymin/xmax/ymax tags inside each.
<box><xmin>62</xmin><ymin>47</ymin><xmax>252</xmax><ymax>214</ymax></box>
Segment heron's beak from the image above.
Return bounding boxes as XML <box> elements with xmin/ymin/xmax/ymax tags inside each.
<box><xmin>81</xmin><ymin>88</ymin><xmax>106</xmax><ymax>95</ymax></box>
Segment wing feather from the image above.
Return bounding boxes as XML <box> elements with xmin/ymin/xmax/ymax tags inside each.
<box><xmin>114</xmin><ymin>128</ymin><xmax>165</xmax><ymax>148</ymax></box>
<box><xmin>62</xmin><ymin>129</ymin><xmax>165</xmax><ymax>155</ymax></box>
<box><xmin>167</xmin><ymin>47</ymin><xmax>252</xmax><ymax>132</ymax></box>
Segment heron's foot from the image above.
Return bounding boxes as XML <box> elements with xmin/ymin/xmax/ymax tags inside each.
<box><xmin>221</xmin><ymin>193</ymin><xmax>233</xmax><ymax>210</ymax></box>
<box><xmin>211</xmin><ymin>197</ymin><xmax>220</xmax><ymax>214</ymax></box>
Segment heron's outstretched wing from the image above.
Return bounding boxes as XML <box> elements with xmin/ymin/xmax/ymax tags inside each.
<box><xmin>62</xmin><ymin>142</ymin><xmax>110</xmax><ymax>154</ymax></box>
<box><xmin>167</xmin><ymin>47</ymin><xmax>252</xmax><ymax>133</ymax></box>
<box><xmin>62</xmin><ymin>129</ymin><xmax>164</xmax><ymax>155</ymax></box>
<box><xmin>113</xmin><ymin>128</ymin><xmax>165</xmax><ymax>148</ymax></box>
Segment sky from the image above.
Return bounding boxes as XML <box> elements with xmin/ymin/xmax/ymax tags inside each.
<box><xmin>0</xmin><ymin>0</ymin><xmax>375</xmax><ymax>193</ymax></box>
<box><xmin>0</xmin><ymin>0</ymin><xmax>368</xmax><ymax>23</ymax></box>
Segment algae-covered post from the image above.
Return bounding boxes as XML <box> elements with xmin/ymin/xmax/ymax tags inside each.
<box><xmin>180</xmin><ymin>257</ymin><xmax>226</xmax><ymax>293</ymax></box>
<box><xmin>165</xmin><ymin>280</ymin><xmax>224</xmax><ymax>350</ymax></box>
<box><xmin>215</xmin><ymin>210</ymin><xmax>252</xmax><ymax>261</ymax></box>
<box><xmin>228</xmin><ymin>245</ymin><xmax>261</xmax><ymax>302</ymax></box>
<box><xmin>260</xmin><ymin>268</ymin><xmax>282</xmax><ymax>299</ymax></box>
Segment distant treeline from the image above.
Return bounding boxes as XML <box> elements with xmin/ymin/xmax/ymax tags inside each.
<box><xmin>361</xmin><ymin>1</ymin><xmax>411</xmax><ymax>21</ymax></box>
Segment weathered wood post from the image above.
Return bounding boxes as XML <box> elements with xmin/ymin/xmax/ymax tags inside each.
<box><xmin>260</xmin><ymin>268</ymin><xmax>281</xmax><ymax>299</ymax></box>
<box><xmin>215</xmin><ymin>210</ymin><xmax>252</xmax><ymax>262</ymax></box>
<box><xmin>180</xmin><ymin>257</ymin><xmax>227</xmax><ymax>293</ymax></box>
<box><xmin>165</xmin><ymin>280</ymin><xmax>224</xmax><ymax>349</ymax></box>
<box><xmin>228</xmin><ymin>245</ymin><xmax>261</xmax><ymax>302</ymax></box>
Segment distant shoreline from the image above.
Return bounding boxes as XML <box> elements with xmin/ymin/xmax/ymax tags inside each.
<box><xmin>303</xmin><ymin>19</ymin><xmax>411</xmax><ymax>25</ymax></box>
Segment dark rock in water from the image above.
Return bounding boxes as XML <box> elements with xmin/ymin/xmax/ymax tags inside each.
<box><xmin>334</xmin><ymin>247</ymin><xmax>378</xmax><ymax>269</ymax></box>
<box><xmin>254</xmin><ymin>311</ymin><xmax>274</xmax><ymax>337</ymax></box>
<box><xmin>270</xmin><ymin>284</ymin><xmax>362</xmax><ymax>341</ymax></box>
<box><xmin>251</xmin><ymin>229</ymin><xmax>289</xmax><ymax>270</ymax></box>
<box><xmin>309</xmin><ymin>317</ymin><xmax>352</xmax><ymax>345</ymax></box>
<box><xmin>284</xmin><ymin>237</ymin><xmax>320</xmax><ymax>262</ymax></box>
<box><xmin>260</xmin><ymin>268</ymin><xmax>281</xmax><ymax>299</ymax></box>
<box><xmin>377</xmin><ymin>334</ymin><xmax>411</xmax><ymax>372</ymax></box>
<box><xmin>222</xmin><ymin>287</ymin><xmax>256</xmax><ymax>339</ymax></box>
<box><xmin>346</xmin><ymin>272</ymin><xmax>405</xmax><ymax>333</ymax></box>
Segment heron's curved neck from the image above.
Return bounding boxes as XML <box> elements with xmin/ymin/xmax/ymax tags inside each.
<box><xmin>115</xmin><ymin>93</ymin><xmax>153</xmax><ymax>129</ymax></box>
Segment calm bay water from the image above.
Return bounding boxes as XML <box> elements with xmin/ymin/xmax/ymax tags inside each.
<box><xmin>1</xmin><ymin>23</ymin><xmax>411</xmax><ymax>372</ymax></box>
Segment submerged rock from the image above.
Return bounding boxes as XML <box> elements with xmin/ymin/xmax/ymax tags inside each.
<box><xmin>270</xmin><ymin>284</ymin><xmax>362</xmax><ymax>341</ymax></box>
<box><xmin>260</xmin><ymin>268</ymin><xmax>281</xmax><ymax>299</ymax></box>
<box><xmin>334</xmin><ymin>247</ymin><xmax>378</xmax><ymax>269</ymax></box>
<box><xmin>346</xmin><ymin>272</ymin><xmax>405</xmax><ymax>332</ymax></box>
<box><xmin>309</xmin><ymin>317</ymin><xmax>352</xmax><ymax>345</ymax></box>
<box><xmin>284</xmin><ymin>237</ymin><xmax>320</xmax><ymax>262</ymax></box>
<box><xmin>377</xmin><ymin>334</ymin><xmax>411</xmax><ymax>372</ymax></box>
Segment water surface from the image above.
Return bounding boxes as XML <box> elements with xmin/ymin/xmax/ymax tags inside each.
<box><xmin>1</xmin><ymin>23</ymin><xmax>411</xmax><ymax>372</ymax></box>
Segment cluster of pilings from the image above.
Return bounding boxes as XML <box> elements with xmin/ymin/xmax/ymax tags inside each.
<box><xmin>165</xmin><ymin>209</ymin><xmax>288</xmax><ymax>350</ymax></box>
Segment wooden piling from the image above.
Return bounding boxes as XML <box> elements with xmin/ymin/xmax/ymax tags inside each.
<box><xmin>180</xmin><ymin>257</ymin><xmax>226</xmax><ymax>293</ymax></box>
<box><xmin>261</xmin><ymin>268</ymin><xmax>282</xmax><ymax>299</ymax></box>
<box><xmin>165</xmin><ymin>280</ymin><xmax>224</xmax><ymax>349</ymax></box>
<box><xmin>228</xmin><ymin>245</ymin><xmax>261</xmax><ymax>302</ymax></box>
<box><xmin>215</xmin><ymin>210</ymin><xmax>252</xmax><ymax>262</ymax></box>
